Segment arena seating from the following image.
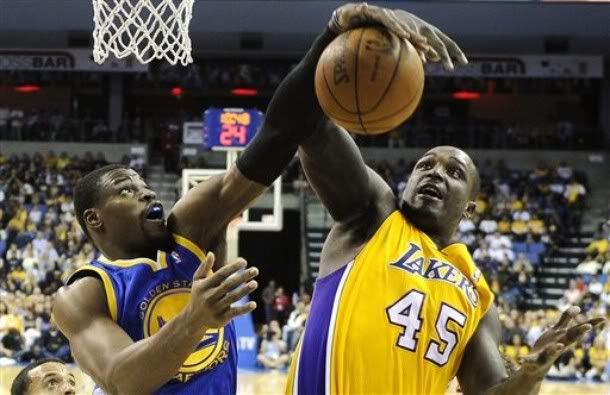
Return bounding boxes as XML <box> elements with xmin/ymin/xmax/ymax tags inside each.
<box><xmin>0</xmin><ymin>152</ymin><xmax>138</xmax><ymax>365</ymax></box>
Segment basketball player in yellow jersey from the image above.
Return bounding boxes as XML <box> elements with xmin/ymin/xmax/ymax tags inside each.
<box><xmin>244</xmin><ymin>3</ymin><xmax>605</xmax><ymax>394</ymax></box>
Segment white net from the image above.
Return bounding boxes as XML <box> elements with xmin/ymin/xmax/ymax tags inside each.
<box><xmin>92</xmin><ymin>0</ymin><xmax>195</xmax><ymax>66</ymax></box>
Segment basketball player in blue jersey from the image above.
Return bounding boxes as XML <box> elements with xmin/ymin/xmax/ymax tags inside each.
<box><xmin>237</xmin><ymin>3</ymin><xmax>605</xmax><ymax>395</ymax></box>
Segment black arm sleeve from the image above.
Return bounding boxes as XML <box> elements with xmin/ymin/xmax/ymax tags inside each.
<box><xmin>236</xmin><ymin>27</ymin><xmax>337</xmax><ymax>185</ymax></box>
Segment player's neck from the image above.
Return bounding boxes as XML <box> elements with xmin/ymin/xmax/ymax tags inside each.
<box><xmin>98</xmin><ymin>243</ymin><xmax>158</xmax><ymax>262</ymax></box>
<box><xmin>427</xmin><ymin>232</ymin><xmax>455</xmax><ymax>250</ymax></box>
<box><xmin>400</xmin><ymin>207</ymin><xmax>456</xmax><ymax>249</ymax></box>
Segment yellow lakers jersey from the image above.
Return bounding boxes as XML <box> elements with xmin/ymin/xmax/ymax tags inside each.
<box><xmin>286</xmin><ymin>211</ymin><xmax>494</xmax><ymax>395</ymax></box>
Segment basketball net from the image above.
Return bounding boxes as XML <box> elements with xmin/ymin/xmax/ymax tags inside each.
<box><xmin>91</xmin><ymin>0</ymin><xmax>194</xmax><ymax>65</ymax></box>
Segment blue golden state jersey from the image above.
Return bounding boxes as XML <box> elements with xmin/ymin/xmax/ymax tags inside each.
<box><xmin>67</xmin><ymin>234</ymin><xmax>237</xmax><ymax>395</ymax></box>
<box><xmin>286</xmin><ymin>211</ymin><xmax>494</xmax><ymax>395</ymax></box>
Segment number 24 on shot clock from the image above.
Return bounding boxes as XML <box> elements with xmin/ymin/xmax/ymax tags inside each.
<box><xmin>203</xmin><ymin>108</ymin><xmax>264</xmax><ymax>151</ymax></box>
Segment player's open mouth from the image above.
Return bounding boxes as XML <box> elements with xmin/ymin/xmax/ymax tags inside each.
<box><xmin>145</xmin><ymin>202</ymin><xmax>165</xmax><ymax>221</ymax></box>
<box><xmin>417</xmin><ymin>184</ymin><xmax>443</xmax><ymax>200</ymax></box>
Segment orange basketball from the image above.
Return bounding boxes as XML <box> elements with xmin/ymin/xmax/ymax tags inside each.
<box><xmin>315</xmin><ymin>27</ymin><xmax>425</xmax><ymax>135</ymax></box>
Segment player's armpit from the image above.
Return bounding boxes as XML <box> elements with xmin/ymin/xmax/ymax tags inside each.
<box><xmin>299</xmin><ymin>120</ymin><xmax>395</xmax><ymax>225</ymax></box>
<box><xmin>168</xmin><ymin>165</ymin><xmax>267</xmax><ymax>250</ymax></box>
<box><xmin>456</xmin><ymin>305</ymin><xmax>509</xmax><ymax>395</ymax></box>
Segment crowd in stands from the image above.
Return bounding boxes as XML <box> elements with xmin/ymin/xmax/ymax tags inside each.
<box><xmin>256</xmin><ymin>280</ymin><xmax>310</xmax><ymax>370</ymax></box>
<box><xmin>1</xmin><ymin>104</ymin><xmax>601</xmax><ymax>151</ymax></box>
<box><xmin>1</xmin><ymin>150</ymin><xmax>608</xmax><ymax>382</ymax></box>
<box><xmin>497</xmin><ymin>305</ymin><xmax>610</xmax><ymax>382</ymax></box>
<box><xmin>0</xmin><ymin>107</ymin><xmax>155</xmax><ymax>143</ymax></box>
<box><xmin>0</xmin><ymin>152</ymin><xmax>132</xmax><ymax>366</ymax></box>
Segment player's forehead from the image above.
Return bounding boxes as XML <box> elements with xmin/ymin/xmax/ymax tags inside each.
<box><xmin>102</xmin><ymin>168</ymin><xmax>144</xmax><ymax>185</ymax></box>
<box><xmin>418</xmin><ymin>146</ymin><xmax>473</xmax><ymax>168</ymax></box>
<box><xmin>28</xmin><ymin>362</ymin><xmax>73</xmax><ymax>381</ymax></box>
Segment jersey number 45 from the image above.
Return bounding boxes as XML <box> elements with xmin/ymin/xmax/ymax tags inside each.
<box><xmin>386</xmin><ymin>290</ymin><xmax>467</xmax><ymax>366</ymax></box>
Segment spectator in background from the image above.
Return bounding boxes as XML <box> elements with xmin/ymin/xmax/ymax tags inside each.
<box><xmin>161</xmin><ymin>125</ymin><xmax>179</xmax><ymax>173</ymax></box>
<box><xmin>41</xmin><ymin>325</ymin><xmax>71</xmax><ymax>363</ymax></box>
<box><xmin>486</xmin><ymin>231</ymin><xmax>514</xmax><ymax>263</ymax></box>
<box><xmin>10</xmin><ymin>357</ymin><xmax>76</xmax><ymax>395</ymax></box>
<box><xmin>282</xmin><ymin>302</ymin><xmax>308</xmax><ymax>351</ymax></box>
<box><xmin>513</xmin><ymin>254</ymin><xmax>533</xmax><ymax>275</ymax></box>
<box><xmin>0</xmin><ymin>303</ymin><xmax>24</xmax><ymax>334</ymax></box>
<box><xmin>502</xmin><ymin>333</ymin><xmax>530</xmax><ymax>372</ymax></box>
<box><xmin>587</xmin><ymin>235</ymin><xmax>609</xmax><ymax>258</ymax></box>
<box><xmin>6</xmin><ymin>243</ymin><xmax>22</xmax><ymax>269</ymax></box>
<box><xmin>478</xmin><ymin>216</ymin><xmax>498</xmax><ymax>235</ymax></box>
<box><xmin>497</xmin><ymin>215</ymin><xmax>512</xmax><ymax>235</ymax></box>
<box><xmin>20</xmin><ymin>243</ymin><xmax>39</xmax><ymax>274</ymax></box>
<box><xmin>513</xmin><ymin>206</ymin><xmax>531</xmax><ymax>222</ymax></box>
<box><xmin>458</xmin><ymin>217</ymin><xmax>476</xmax><ymax>235</ymax></box>
<box><xmin>563</xmin><ymin>176</ymin><xmax>586</xmax><ymax>232</ymax></box>
<box><xmin>511</xmin><ymin>217</ymin><xmax>529</xmax><ymax>240</ymax></box>
<box><xmin>556</xmin><ymin>161</ymin><xmax>573</xmax><ymax>181</ymax></box>
<box><xmin>528</xmin><ymin>214</ymin><xmax>546</xmax><ymax>237</ymax></box>
<box><xmin>272</xmin><ymin>286</ymin><xmax>290</xmax><ymax>323</ymax></box>
<box><xmin>31</xmin><ymin>232</ymin><xmax>49</xmax><ymax>258</ymax></box>
<box><xmin>257</xmin><ymin>322</ymin><xmax>290</xmax><ymax>370</ymax></box>
<box><xmin>558</xmin><ymin>279</ymin><xmax>587</xmax><ymax>311</ymax></box>
<box><xmin>585</xmin><ymin>336</ymin><xmax>609</xmax><ymax>382</ymax></box>
<box><xmin>588</xmin><ymin>277</ymin><xmax>604</xmax><ymax>301</ymax></box>
<box><xmin>526</xmin><ymin>314</ymin><xmax>544</xmax><ymax>347</ymax></box>
<box><xmin>0</xmin><ymin>328</ymin><xmax>24</xmax><ymax>365</ymax></box>
<box><xmin>261</xmin><ymin>280</ymin><xmax>276</xmax><ymax>323</ymax></box>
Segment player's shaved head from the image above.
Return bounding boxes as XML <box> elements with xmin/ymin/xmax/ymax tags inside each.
<box><xmin>400</xmin><ymin>146</ymin><xmax>479</xmax><ymax>247</ymax></box>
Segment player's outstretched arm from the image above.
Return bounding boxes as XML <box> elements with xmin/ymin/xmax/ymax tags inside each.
<box><xmin>53</xmin><ymin>254</ymin><xmax>258</xmax><ymax>395</ymax></box>
<box><xmin>167</xmin><ymin>26</ymin><xmax>340</xmax><ymax>250</ymax></box>
<box><xmin>457</xmin><ymin>306</ymin><xmax>605</xmax><ymax>395</ymax></box>
<box><xmin>299</xmin><ymin>122</ymin><xmax>395</xmax><ymax>224</ymax></box>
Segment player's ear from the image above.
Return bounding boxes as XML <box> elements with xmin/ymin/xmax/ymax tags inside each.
<box><xmin>84</xmin><ymin>208</ymin><xmax>102</xmax><ymax>230</ymax></box>
<box><xmin>462</xmin><ymin>201</ymin><xmax>476</xmax><ymax>219</ymax></box>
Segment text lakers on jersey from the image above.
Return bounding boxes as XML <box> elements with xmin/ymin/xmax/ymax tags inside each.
<box><xmin>390</xmin><ymin>241</ymin><xmax>481</xmax><ymax>307</ymax></box>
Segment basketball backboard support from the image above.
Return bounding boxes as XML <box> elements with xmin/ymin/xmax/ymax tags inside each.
<box><xmin>181</xmin><ymin>162</ymin><xmax>283</xmax><ymax>232</ymax></box>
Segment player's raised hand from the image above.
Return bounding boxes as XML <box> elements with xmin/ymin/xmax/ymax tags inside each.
<box><xmin>329</xmin><ymin>2</ymin><xmax>467</xmax><ymax>70</ymax></box>
<box><xmin>186</xmin><ymin>252</ymin><xmax>258</xmax><ymax>329</ymax></box>
<box><xmin>517</xmin><ymin>306</ymin><xmax>605</xmax><ymax>378</ymax></box>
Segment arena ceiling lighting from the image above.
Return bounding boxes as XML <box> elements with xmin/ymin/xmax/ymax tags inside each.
<box><xmin>170</xmin><ymin>86</ymin><xmax>183</xmax><ymax>97</ymax></box>
<box><xmin>14</xmin><ymin>84</ymin><xmax>41</xmax><ymax>93</ymax></box>
<box><xmin>231</xmin><ymin>88</ymin><xmax>258</xmax><ymax>97</ymax></box>
<box><xmin>452</xmin><ymin>91</ymin><xmax>481</xmax><ymax>100</ymax></box>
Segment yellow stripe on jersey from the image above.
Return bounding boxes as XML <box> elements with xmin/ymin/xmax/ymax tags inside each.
<box><xmin>97</xmin><ymin>251</ymin><xmax>168</xmax><ymax>271</ymax></box>
<box><xmin>98</xmin><ymin>255</ymin><xmax>160</xmax><ymax>271</ymax></box>
<box><xmin>72</xmin><ymin>265</ymin><xmax>119</xmax><ymax>322</ymax></box>
<box><xmin>173</xmin><ymin>233</ymin><xmax>206</xmax><ymax>262</ymax></box>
